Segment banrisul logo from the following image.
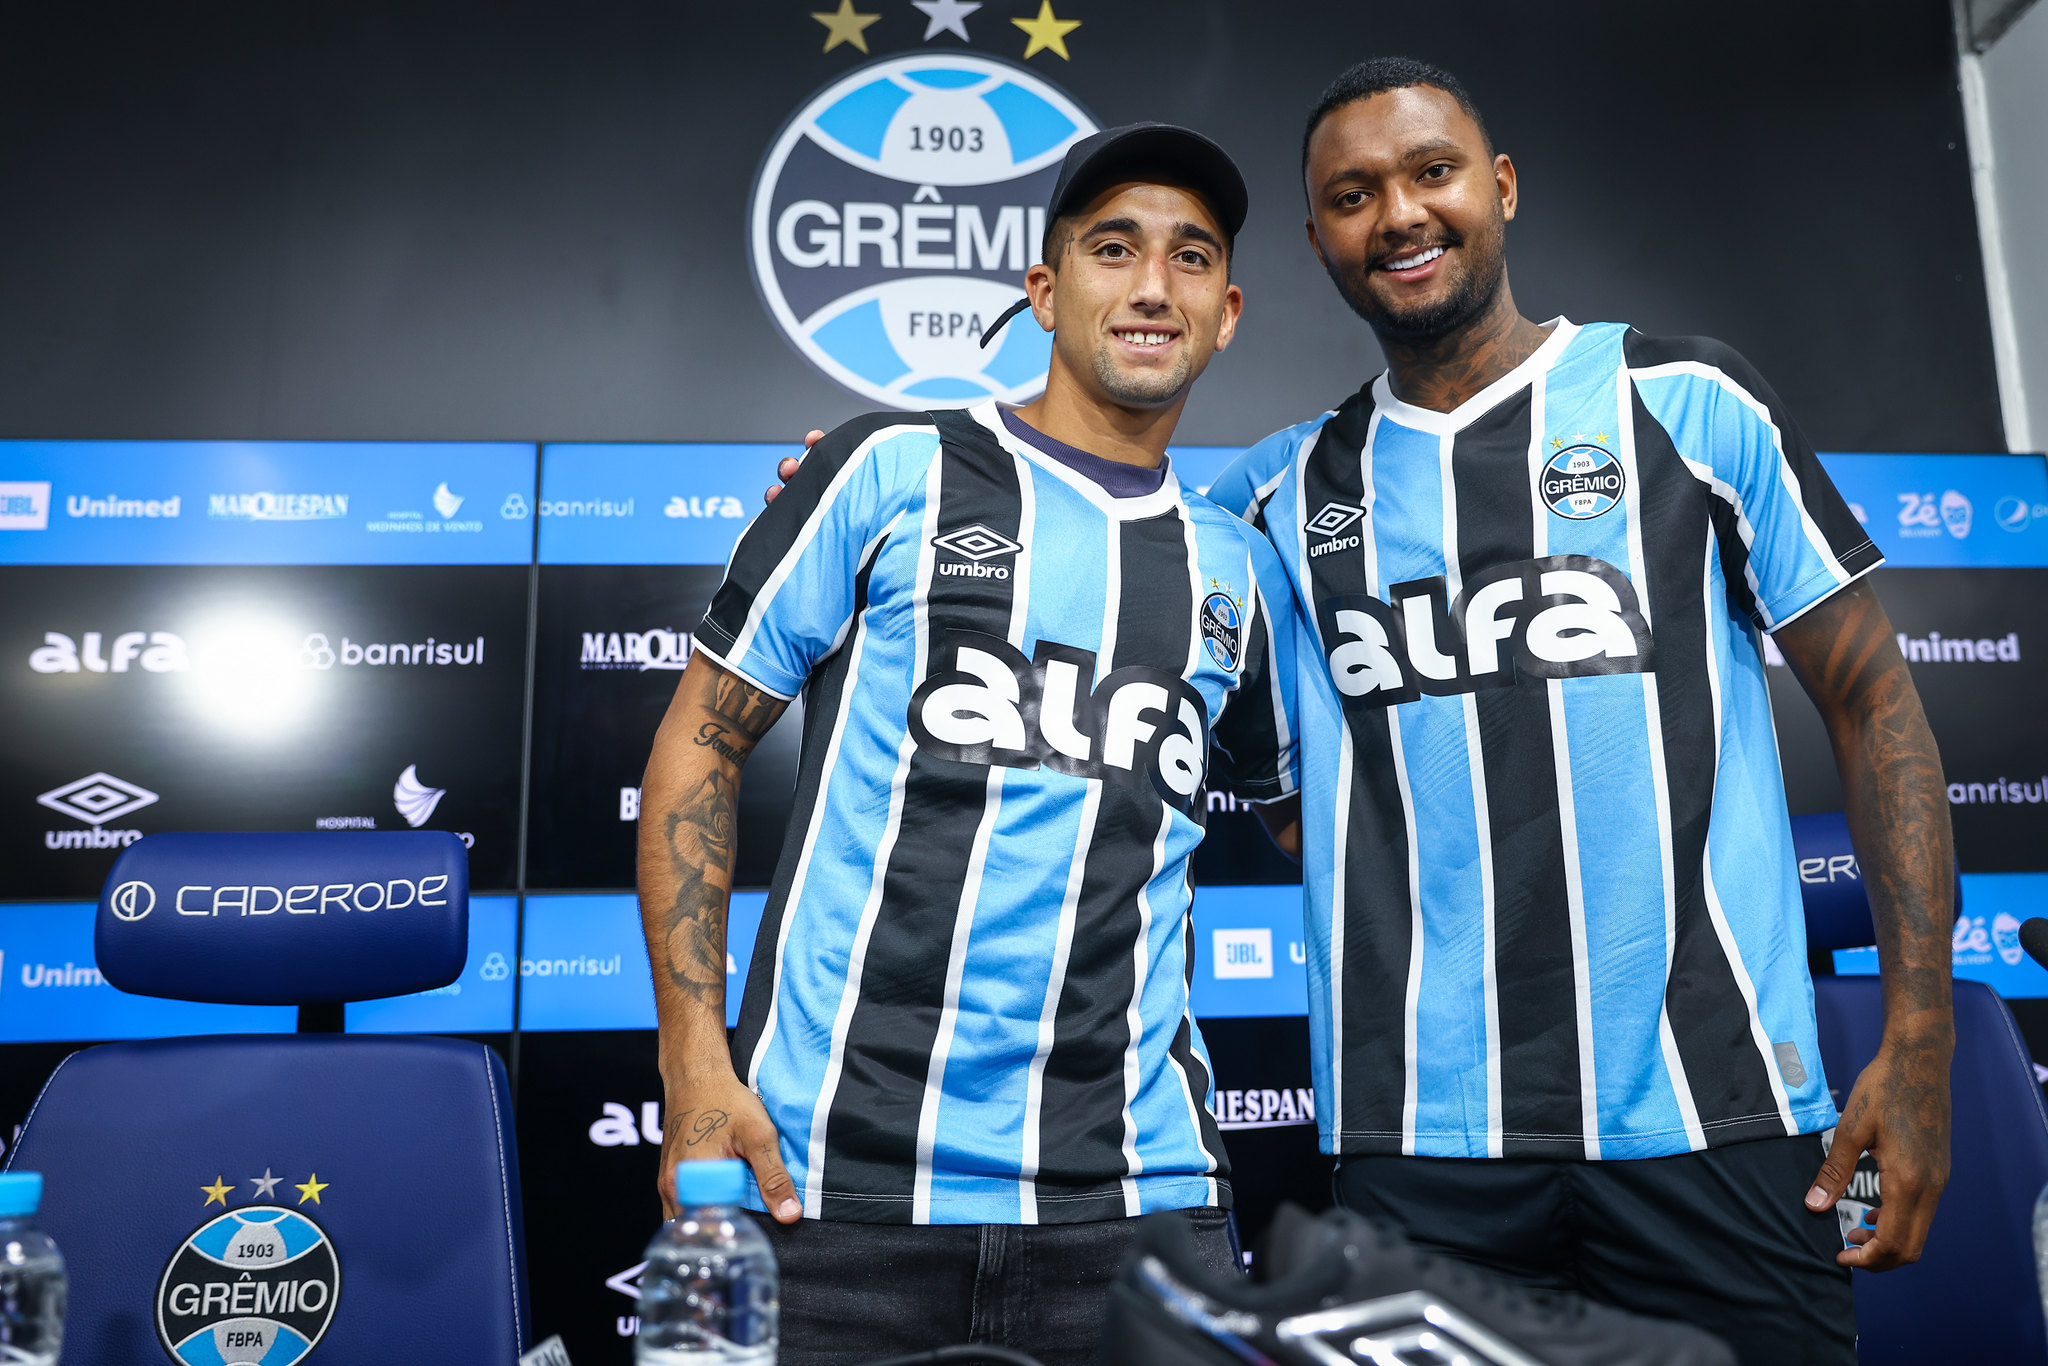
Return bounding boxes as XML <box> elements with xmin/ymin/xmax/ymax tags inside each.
<box><xmin>157</xmin><ymin>1206</ymin><xmax>340</xmax><ymax>1363</ymax></box>
<box><xmin>750</xmin><ymin>54</ymin><xmax>1097</xmax><ymax>409</ymax></box>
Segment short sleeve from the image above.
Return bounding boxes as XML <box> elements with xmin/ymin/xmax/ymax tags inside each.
<box><xmin>1205</xmin><ymin>416</ymin><xmax>1327</xmax><ymax>525</ymax></box>
<box><xmin>1624</xmin><ymin>333</ymin><xmax>1882</xmax><ymax>631</ymax></box>
<box><xmin>1208</xmin><ymin>530</ymin><xmax>1300</xmax><ymax>802</ymax></box>
<box><xmin>695</xmin><ymin>414</ymin><xmax>938</xmax><ymax>698</ymax></box>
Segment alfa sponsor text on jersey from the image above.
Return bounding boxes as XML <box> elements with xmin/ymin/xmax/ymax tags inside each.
<box><xmin>1210</xmin><ymin>321</ymin><xmax>1879</xmax><ymax>1162</ymax></box>
<box><xmin>697</xmin><ymin>402</ymin><xmax>1295</xmax><ymax>1224</ymax></box>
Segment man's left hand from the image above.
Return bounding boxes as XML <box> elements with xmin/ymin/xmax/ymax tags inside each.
<box><xmin>1805</xmin><ymin>1030</ymin><xmax>1952</xmax><ymax>1270</ymax></box>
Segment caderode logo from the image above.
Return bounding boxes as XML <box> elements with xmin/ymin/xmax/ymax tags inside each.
<box><xmin>749</xmin><ymin>53</ymin><xmax>1096</xmax><ymax>408</ymax></box>
<box><xmin>1318</xmin><ymin>554</ymin><xmax>1654</xmax><ymax>707</ymax></box>
<box><xmin>908</xmin><ymin>629</ymin><xmax>1207</xmax><ymax>805</ymax></box>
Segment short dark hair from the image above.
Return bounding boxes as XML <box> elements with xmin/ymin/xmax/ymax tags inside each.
<box><xmin>1300</xmin><ymin>57</ymin><xmax>1493</xmax><ymax>186</ymax></box>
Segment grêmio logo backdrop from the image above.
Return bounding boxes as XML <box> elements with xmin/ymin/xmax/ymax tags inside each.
<box><xmin>749</xmin><ymin>52</ymin><xmax>1096</xmax><ymax>409</ymax></box>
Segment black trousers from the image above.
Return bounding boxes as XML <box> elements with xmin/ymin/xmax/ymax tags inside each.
<box><xmin>1334</xmin><ymin>1132</ymin><xmax>1857</xmax><ymax>1366</ymax></box>
<box><xmin>761</xmin><ymin>1207</ymin><xmax>1238</xmax><ymax>1366</ymax></box>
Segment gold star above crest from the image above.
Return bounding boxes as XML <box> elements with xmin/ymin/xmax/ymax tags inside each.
<box><xmin>811</xmin><ymin>0</ymin><xmax>881</xmax><ymax>53</ymax></box>
<box><xmin>295</xmin><ymin>1173</ymin><xmax>329</xmax><ymax>1206</ymax></box>
<box><xmin>1549</xmin><ymin>436</ymin><xmax>1563</xmax><ymax>449</ymax></box>
<box><xmin>1596</xmin><ymin>431</ymin><xmax>1611</xmax><ymax>445</ymax></box>
<box><xmin>1013</xmin><ymin>1</ymin><xmax>1080</xmax><ymax>59</ymax></box>
<box><xmin>201</xmin><ymin>1175</ymin><xmax>232</xmax><ymax>1207</ymax></box>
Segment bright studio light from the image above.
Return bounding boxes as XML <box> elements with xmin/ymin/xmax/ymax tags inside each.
<box><xmin>182</xmin><ymin>613</ymin><xmax>318</xmax><ymax>733</ymax></box>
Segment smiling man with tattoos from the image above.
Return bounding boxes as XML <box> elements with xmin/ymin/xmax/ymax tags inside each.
<box><xmin>637</xmin><ymin>124</ymin><xmax>1300</xmax><ymax>1365</ymax></box>
<box><xmin>1194</xmin><ymin>57</ymin><xmax>1956</xmax><ymax>1365</ymax></box>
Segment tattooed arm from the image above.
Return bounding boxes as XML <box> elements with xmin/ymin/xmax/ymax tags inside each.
<box><xmin>637</xmin><ymin>651</ymin><xmax>801</xmax><ymax>1221</ymax></box>
<box><xmin>1775</xmin><ymin>579</ymin><xmax>1953</xmax><ymax>1270</ymax></box>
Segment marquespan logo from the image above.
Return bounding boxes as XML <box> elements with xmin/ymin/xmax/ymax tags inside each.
<box><xmin>1541</xmin><ymin>444</ymin><xmax>1625</xmax><ymax>520</ymax></box>
<box><xmin>749</xmin><ymin>53</ymin><xmax>1097</xmax><ymax>409</ymax></box>
<box><xmin>156</xmin><ymin>1206</ymin><xmax>340</xmax><ymax>1364</ymax></box>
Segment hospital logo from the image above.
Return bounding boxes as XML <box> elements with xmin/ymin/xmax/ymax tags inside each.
<box><xmin>749</xmin><ymin>53</ymin><xmax>1096</xmax><ymax>409</ymax></box>
<box><xmin>156</xmin><ymin>1193</ymin><xmax>340</xmax><ymax>1365</ymax></box>
<box><xmin>1541</xmin><ymin>443</ymin><xmax>1625</xmax><ymax>521</ymax></box>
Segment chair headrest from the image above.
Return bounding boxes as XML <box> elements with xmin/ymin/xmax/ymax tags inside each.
<box><xmin>1791</xmin><ymin>811</ymin><xmax>1963</xmax><ymax>952</ymax></box>
<box><xmin>95</xmin><ymin>832</ymin><xmax>469</xmax><ymax>1005</ymax></box>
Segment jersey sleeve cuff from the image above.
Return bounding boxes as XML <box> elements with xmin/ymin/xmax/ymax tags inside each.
<box><xmin>1762</xmin><ymin>542</ymin><xmax>1884</xmax><ymax>633</ymax></box>
<box><xmin>691</xmin><ymin>637</ymin><xmax>801</xmax><ymax>702</ymax></box>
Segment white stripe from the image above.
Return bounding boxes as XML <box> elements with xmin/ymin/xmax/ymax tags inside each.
<box><xmin>908</xmin><ymin>457</ymin><xmax>1034</xmax><ymax>1222</ymax></box>
<box><xmin>1610</xmin><ymin>364</ymin><xmax>1708</xmax><ymax>1152</ymax></box>
<box><xmin>743</xmin><ymin>511</ymin><xmax>906</xmax><ymax>1091</ymax></box>
<box><xmin>1626</xmin><ymin>360</ymin><xmax>1856</xmax><ymax>626</ymax></box>
<box><xmin>1696</xmin><ymin>516</ymin><xmax>1799</xmax><ymax>1136</ymax></box>
<box><xmin>1118</xmin><ymin>807</ymin><xmax>1172</xmax><ymax>1215</ymax></box>
<box><xmin>1019</xmin><ymin>508</ymin><xmax>1120</xmax><ymax>1222</ymax></box>
<box><xmin>799</xmin><ymin>455</ymin><xmax>944</xmax><ymax>1218</ymax></box>
<box><xmin>725</xmin><ymin>422</ymin><xmax>926</xmax><ymax>664</ymax></box>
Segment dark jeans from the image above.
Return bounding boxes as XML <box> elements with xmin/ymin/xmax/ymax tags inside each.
<box><xmin>1335</xmin><ymin>1132</ymin><xmax>1856</xmax><ymax>1366</ymax></box>
<box><xmin>761</xmin><ymin>1207</ymin><xmax>1237</xmax><ymax>1366</ymax></box>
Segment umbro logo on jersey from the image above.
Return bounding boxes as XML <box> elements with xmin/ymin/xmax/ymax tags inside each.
<box><xmin>1318</xmin><ymin>554</ymin><xmax>1654</xmax><ymax>707</ymax></box>
<box><xmin>933</xmin><ymin>524</ymin><xmax>1023</xmax><ymax>578</ymax></box>
<box><xmin>909</xmin><ymin>630</ymin><xmax>1207</xmax><ymax>806</ymax></box>
<box><xmin>1306</xmin><ymin>501</ymin><xmax>1365</xmax><ymax>538</ymax></box>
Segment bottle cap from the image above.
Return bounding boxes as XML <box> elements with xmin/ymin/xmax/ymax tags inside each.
<box><xmin>672</xmin><ymin>1158</ymin><xmax>748</xmax><ymax>1207</ymax></box>
<box><xmin>0</xmin><ymin>1173</ymin><xmax>43</xmax><ymax>1218</ymax></box>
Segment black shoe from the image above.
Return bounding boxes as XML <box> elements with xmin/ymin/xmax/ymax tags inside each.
<box><xmin>1096</xmin><ymin>1203</ymin><xmax>1735</xmax><ymax>1366</ymax></box>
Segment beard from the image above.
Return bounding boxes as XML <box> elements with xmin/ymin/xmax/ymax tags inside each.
<box><xmin>1324</xmin><ymin>214</ymin><xmax>1507</xmax><ymax>344</ymax></box>
<box><xmin>1088</xmin><ymin>339</ymin><xmax>1196</xmax><ymax>407</ymax></box>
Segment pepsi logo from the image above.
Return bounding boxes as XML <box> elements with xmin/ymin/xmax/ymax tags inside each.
<box><xmin>748</xmin><ymin>54</ymin><xmax>1097</xmax><ymax>409</ymax></box>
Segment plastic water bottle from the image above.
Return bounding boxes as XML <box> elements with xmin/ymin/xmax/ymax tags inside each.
<box><xmin>637</xmin><ymin>1159</ymin><xmax>778</xmax><ymax>1364</ymax></box>
<box><xmin>0</xmin><ymin>1174</ymin><xmax>66</xmax><ymax>1366</ymax></box>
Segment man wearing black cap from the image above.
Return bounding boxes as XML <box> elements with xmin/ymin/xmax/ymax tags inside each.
<box><xmin>637</xmin><ymin>124</ymin><xmax>1298</xmax><ymax>1364</ymax></box>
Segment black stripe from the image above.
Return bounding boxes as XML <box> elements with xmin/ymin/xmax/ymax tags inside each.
<box><xmin>1034</xmin><ymin>507</ymin><xmax>1194</xmax><ymax>1221</ymax></box>
<box><xmin>731</xmin><ymin>548</ymin><xmax>882</xmax><ymax>1078</ymax></box>
<box><xmin>816</xmin><ymin>416</ymin><xmax>1024</xmax><ymax>1222</ymax></box>
<box><xmin>1168</xmin><ymin>900</ymin><xmax>1231</xmax><ymax>1201</ymax></box>
<box><xmin>1629</xmin><ymin>390</ymin><xmax>1785</xmax><ymax>1144</ymax></box>
<box><xmin>700</xmin><ymin>410</ymin><xmax>914</xmax><ymax>659</ymax></box>
<box><xmin>1301</xmin><ymin>390</ymin><xmax>1414</xmax><ymax>1153</ymax></box>
<box><xmin>1450</xmin><ymin>395</ymin><xmax>1583</xmax><ymax>1157</ymax></box>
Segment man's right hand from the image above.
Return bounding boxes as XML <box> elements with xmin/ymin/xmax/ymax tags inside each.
<box><xmin>761</xmin><ymin>431</ymin><xmax>822</xmax><ymax>506</ymax></box>
<box><xmin>658</xmin><ymin>1069</ymin><xmax>802</xmax><ymax>1224</ymax></box>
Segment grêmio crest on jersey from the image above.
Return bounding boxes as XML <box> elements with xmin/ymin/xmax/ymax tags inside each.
<box><xmin>1317</xmin><ymin>554</ymin><xmax>1654</xmax><ymax>708</ymax></box>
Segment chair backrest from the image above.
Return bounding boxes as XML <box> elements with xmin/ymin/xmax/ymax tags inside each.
<box><xmin>1792</xmin><ymin>814</ymin><xmax>2046</xmax><ymax>1364</ymax></box>
<box><xmin>2</xmin><ymin>832</ymin><xmax>529</xmax><ymax>1365</ymax></box>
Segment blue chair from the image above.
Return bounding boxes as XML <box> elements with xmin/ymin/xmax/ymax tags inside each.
<box><xmin>3</xmin><ymin>832</ymin><xmax>529</xmax><ymax>1365</ymax></box>
<box><xmin>1794</xmin><ymin>812</ymin><xmax>2048</xmax><ymax>1363</ymax></box>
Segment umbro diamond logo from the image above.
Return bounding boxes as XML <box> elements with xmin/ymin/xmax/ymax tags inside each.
<box><xmin>37</xmin><ymin>772</ymin><xmax>160</xmax><ymax>825</ymax></box>
<box><xmin>1305</xmin><ymin>502</ymin><xmax>1365</xmax><ymax>538</ymax></box>
<box><xmin>932</xmin><ymin>525</ymin><xmax>1023</xmax><ymax>562</ymax></box>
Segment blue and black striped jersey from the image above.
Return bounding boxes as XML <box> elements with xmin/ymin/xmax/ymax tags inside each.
<box><xmin>698</xmin><ymin>401</ymin><xmax>1298</xmax><ymax>1224</ymax></box>
<box><xmin>1209</xmin><ymin>321</ymin><xmax>1880</xmax><ymax>1161</ymax></box>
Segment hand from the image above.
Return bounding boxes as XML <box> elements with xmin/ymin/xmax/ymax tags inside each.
<box><xmin>658</xmin><ymin>1069</ymin><xmax>802</xmax><ymax>1224</ymax></box>
<box><xmin>761</xmin><ymin>431</ymin><xmax>821</xmax><ymax>506</ymax></box>
<box><xmin>1805</xmin><ymin>1033</ymin><xmax>1952</xmax><ymax>1269</ymax></box>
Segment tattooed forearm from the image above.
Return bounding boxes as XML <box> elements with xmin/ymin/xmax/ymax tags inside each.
<box><xmin>1777</xmin><ymin>581</ymin><xmax>1954</xmax><ymax>1026</ymax></box>
<box><xmin>639</xmin><ymin>655</ymin><xmax>789</xmax><ymax>1024</ymax></box>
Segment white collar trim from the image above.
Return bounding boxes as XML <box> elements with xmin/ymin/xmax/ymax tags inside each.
<box><xmin>1370</xmin><ymin>317</ymin><xmax>1579</xmax><ymax>434</ymax></box>
<box><xmin>964</xmin><ymin>401</ymin><xmax>1186</xmax><ymax>519</ymax></box>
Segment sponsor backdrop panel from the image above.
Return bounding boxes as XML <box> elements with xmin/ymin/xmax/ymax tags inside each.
<box><xmin>1768</xmin><ymin>567</ymin><xmax>2048</xmax><ymax>874</ymax></box>
<box><xmin>537</xmin><ymin>443</ymin><xmax>797</xmax><ymax>567</ymax></box>
<box><xmin>527</xmin><ymin>566</ymin><xmax>803</xmax><ymax>891</ymax></box>
<box><xmin>0</xmin><ymin>440</ymin><xmax>536</xmax><ymax>565</ymax></box>
<box><xmin>0</xmin><ymin>564</ymin><xmax>530</xmax><ymax>896</ymax></box>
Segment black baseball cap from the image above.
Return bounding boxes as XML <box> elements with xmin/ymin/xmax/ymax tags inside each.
<box><xmin>1047</xmin><ymin>122</ymin><xmax>1249</xmax><ymax>240</ymax></box>
<box><xmin>979</xmin><ymin>122</ymin><xmax>1248</xmax><ymax>348</ymax></box>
